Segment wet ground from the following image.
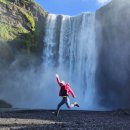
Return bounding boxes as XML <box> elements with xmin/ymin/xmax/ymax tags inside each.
<box><xmin>0</xmin><ymin>109</ymin><xmax>130</xmax><ymax>130</ymax></box>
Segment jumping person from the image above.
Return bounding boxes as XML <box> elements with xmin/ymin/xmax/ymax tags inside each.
<box><xmin>55</xmin><ymin>74</ymin><xmax>79</xmax><ymax>116</ymax></box>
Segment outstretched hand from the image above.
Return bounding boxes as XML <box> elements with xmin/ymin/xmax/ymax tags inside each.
<box><xmin>56</xmin><ymin>74</ymin><xmax>59</xmax><ymax>78</ymax></box>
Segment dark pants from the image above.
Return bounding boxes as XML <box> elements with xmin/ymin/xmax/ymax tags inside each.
<box><xmin>57</xmin><ymin>97</ymin><xmax>75</xmax><ymax>110</ymax></box>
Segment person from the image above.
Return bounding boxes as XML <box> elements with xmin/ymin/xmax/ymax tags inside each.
<box><xmin>55</xmin><ymin>74</ymin><xmax>79</xmax><ymax>116</ymax></box>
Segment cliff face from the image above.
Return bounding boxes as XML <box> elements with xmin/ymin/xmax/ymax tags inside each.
<box><xmin>0</xmin><ymin>0</ymin><xmax>47</xmax><ymax>63</ymax></box>
<box><xmin>96</xmin><ymin>0</ymin><xmax>130</xmax><ymax>108</ymax></box>
<box><xmin>0</xmin><ymin>0</ymin><xmax>47</xmax><ymax>108</ymax></box>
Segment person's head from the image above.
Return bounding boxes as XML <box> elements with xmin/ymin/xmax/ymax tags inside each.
<box><xmin>61</xmin><ymin>80</ymin><xmax>65</xmax><ymax>85</ymax></box>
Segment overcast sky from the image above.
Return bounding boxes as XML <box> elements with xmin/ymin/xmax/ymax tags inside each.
<box><xmin>35</xmin><ymin>0</ymin><xmax>111</xmax><ymax>15</ymax></box>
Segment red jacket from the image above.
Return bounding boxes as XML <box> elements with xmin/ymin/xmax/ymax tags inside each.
<box><xmin>56</xmin><ymin>77</ymin><xmax>76</xmax><ymax>97</ymax></box>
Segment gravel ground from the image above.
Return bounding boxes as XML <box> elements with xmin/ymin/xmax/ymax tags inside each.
<box><xmin>0</xmin><ymin>109</ymin><xmax>130</xmax><ymax>130</ymax></box>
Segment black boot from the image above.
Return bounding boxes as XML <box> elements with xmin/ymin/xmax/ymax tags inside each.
<box><xmin>74</xmin><ymin>102</ymin><xmax>80</xmax><ymax>107</ymax></box>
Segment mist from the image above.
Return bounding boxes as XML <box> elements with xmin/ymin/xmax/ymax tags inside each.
<box><xmin>96</xmin><ymin>0</ymin><xmax>130</xmax><ymax>109</ymax></box>
<box><xmin>0</xmin><ymin>54</ymin><xmax>90</xmax><ymax>110</ymax></box>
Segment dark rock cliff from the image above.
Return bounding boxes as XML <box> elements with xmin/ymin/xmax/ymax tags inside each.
<box><xmin>96</xmin><ymin>0</ymin><xmax>130</xmax><ymax>109</ymax></box>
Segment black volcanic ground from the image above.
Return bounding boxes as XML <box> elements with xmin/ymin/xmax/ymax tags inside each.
<box><xmin>0</xmin><ymin>110</ymin><xmax>130</xmax><ymax>130</ymax></box>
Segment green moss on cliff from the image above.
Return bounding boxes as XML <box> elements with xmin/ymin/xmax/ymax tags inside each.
<box><xmin>0</xmin><ymin>0</ymin><xmax>8</xmax><ymax>4</ymax></box>
<box><xmin>18</xmin><ymin>27</ymin><xmax>29</xmax><ymax>34</ymax></box>
<box><xmin>0</xmin><ymin>23</ymin><xmax>29</xmax><ymax>40</ymax></box>
<box><xmin>19</xmin><ymin>8</ymin><xmax>35</xmax><ymax>31</ymax></box>
<box><xmin>23</xmin><ymin>33</ymin><xmax>36</xmax><ymax>55</ymax></box>
<box><xmin>0</xmin><ymin>23</ymin><xmax>16</xmax><ymax>40</ymax></box>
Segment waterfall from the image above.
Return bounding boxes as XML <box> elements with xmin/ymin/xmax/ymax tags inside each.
<box><xmin>43</xmin><ymin>13</ymin><xmax>98</xmax><ymax>109</ymax></box>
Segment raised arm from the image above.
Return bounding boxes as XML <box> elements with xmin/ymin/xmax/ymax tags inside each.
<box><xmin>56</xmin><ymin>74</ymin><xmax>61</xmax><ymax>86</ymax></box>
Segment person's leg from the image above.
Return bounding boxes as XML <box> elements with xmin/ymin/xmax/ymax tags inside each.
<box><xmin>65</xmin><ymin>97</ymin><xmax>75</xmax><ymax>108</ymax></box>
<box><xmin>57</xmin><ymin>98</ymin><xmax>65</xmax><ymax>110</ymax></box>
<box><xmin>65</xmin><ymin>97</ymin><xmax>80</xmax><ymax>108</ymax></box>
<box><xmin>56</xmin><ymin>98</ymin><xmax>65</xmax><ymax>116</ymax></box>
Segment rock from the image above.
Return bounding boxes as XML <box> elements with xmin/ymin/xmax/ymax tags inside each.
<box><xmin>113</xmin><ymin>109</ymin><xmax>130</xmax><ymax>115</ymax></box>
<box><xmin>0</xmin><ymin>110</ymin><xmax>129</xmax><ymax>129</ymax></box>
<box><xmin>0</xmin><ymin>100</ymin><xmax>12</xmax><ymax>108</ymax></box>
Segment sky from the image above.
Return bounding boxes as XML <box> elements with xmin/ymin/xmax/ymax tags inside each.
<box><xmin>35</xmin><ymin>0</ymin><xmax>111</xmax><ymax>16</ymax></box>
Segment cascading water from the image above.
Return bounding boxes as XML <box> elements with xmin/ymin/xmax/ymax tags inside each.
<box><xmin>43</xmin><ymin>13</ymin><xmax>98</xmax><ymax>109</ymax></box>
<box><xmin>0</xmin><ymin>13</ymin><xmax>99</xmax><ymax>109</ymax></box>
